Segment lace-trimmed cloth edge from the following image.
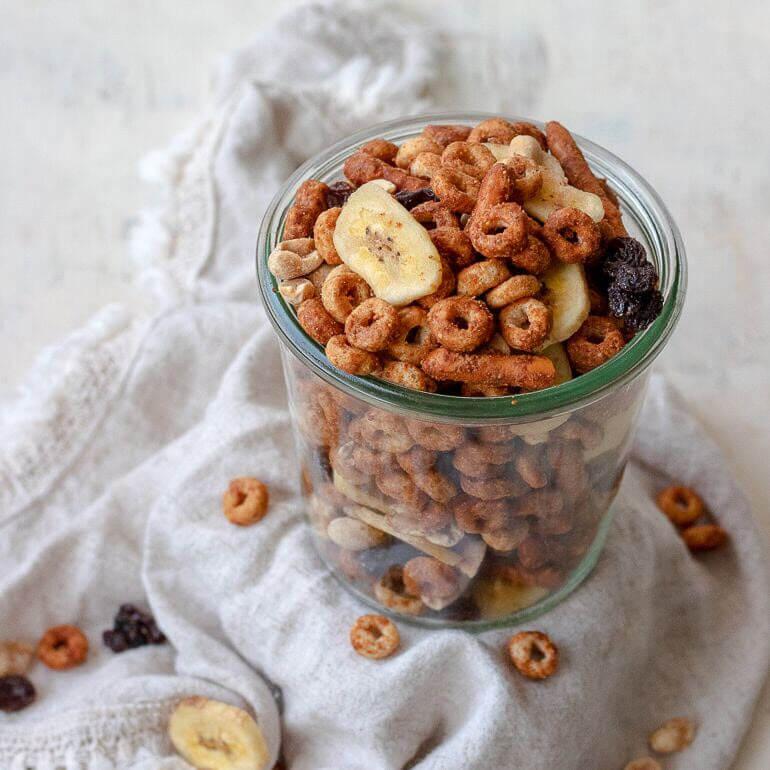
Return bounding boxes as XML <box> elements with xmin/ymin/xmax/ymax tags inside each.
<box><xmin>0</xmin><ymin>699</ymin><xmax>177</xmax><ymax>770</ymax></box>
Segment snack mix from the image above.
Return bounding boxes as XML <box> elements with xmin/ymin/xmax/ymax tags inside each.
<box><xmin>269</xmin><ymin>118</ymin><xmax>666</xmax><ymax>622</ymax></box>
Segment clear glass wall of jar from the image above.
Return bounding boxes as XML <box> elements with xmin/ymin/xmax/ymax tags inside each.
<box><xmin>257</xmin><ymin>114</ymin><xmax>686</xmax><ymax>629</ymax></box>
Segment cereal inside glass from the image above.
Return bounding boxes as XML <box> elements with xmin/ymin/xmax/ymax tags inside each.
<box><xmin>258</xmin><ymin>114</ymin><xmax>686</xmax><ymax>629</ymax></box>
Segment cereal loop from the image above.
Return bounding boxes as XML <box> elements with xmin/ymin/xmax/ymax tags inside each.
<box><xmin>386</xmin><ymin>306</ymin><xmax>437</xmax><ymax>365</ymax></box>
<box><xmin>441</xmin><ymin>141</ymin><xmax>496</xmax><ymax>180</ymax></box>
<box><xmin>457</xmin><ymin>260</ymin><xmax>511</xmax><ymax>297</ymax></box>
<box><xmin>468</xmin><ymin>118</ymin><xmax>518</xmax><ymax>144</ymax></box>
<box><xmin>429</xmin><ymin>228</ymin><xmax>475</xmax><ymax>269</ymax></box>
<box><xmin>350</xmin><ymin>409</ymin><xmax>414</xmax><ymax>453</ymax></box>
<box><xmin>360</xmin><ymin>138</ymin><xmax>399</xmax><ymax>164</ymax></box>
<box><xmin>344</xmin><ymin>298</ymin><xmax>400</xmax><ymax>352</ymax></box>
<box><xmin>411</xmin><ymin>467</ymin><xmax>458</xmax><ymax>503</ymax></box>
<box><xmin>543</xmin><ymin>207</ymin><xmax>602</xmax><ymax>264</ymax></box>
<box><xmin>37</xmin><ymin>625</ymin><xmax>89</xmax><ymax>670</ymax></box>
<box><xmin>422</xmin><ymin>124</ymin><xmax>472</xmax><ymax>148</ymax></box>
<box><xmin>350</xmin><ymin>614</ymin><xmax>400</xmax><ymax>659</ymax></box>
<box><xmin>410</xmin><ymin>152</ymin><xmax>443</xmax><ymax>180</ymax></box>
<box><xmin>648</xmin><ymin>717</ymin><xmax>696</xmax><ymax>754</ymax></box>
<box><xmin>313</xmin><ymin>207</ymin><xmax>343</xmax><ymax>265</ymax></box>
<box><xmin>396</xmin><ymin>445</ymin><xmax>437</xmax><ymax>475</ymax></box>
<box><xmin>326</xmin><ymin>335</ymin><xmax>381</xmax><ymax>375</ymax></box>
<box><xmin>482</xmin><ymin>521</ymin><xmax>530</xmax><ymax>552</ymax></box>
<box><xmin>410</xmin><ymin>201</ymin><xmax>458</xmax><ymax>231</ymax></box>
<box><xmin>427</xmin><ymin>296</ymin><xmax>494</xmax><ymax>352</ymax></box>
<box><xmin>297</xmin><ymin>298</ymin><xmax>343</xmax><ymax>345</ymax></box>
<box><xmin>395</xmin><ymin>136</ymin><xmax>442</xmax><ymax>170</ymax></box>
<box><xmin>566</xmin><ymin>316</ymin><xmax>625</xmax><ymax>373</ymax></box>
<box><xmin>460</xmin><ymin>474</ymin><xmax>526</xmax><ymax>501</ymax></box>
<box><xmin>403</xmin><ymin>557</ymin><xmax>460</xmax><ymax>601</ymax></box>
<box><xmin>284</xmin><ymin>179</ymin><xmax>329</xmax><ymax>239</ymax></box>
<box><xmin>475</xmin><ymin>162</ymin><xmax>517</xmax><ymax>209</ymax></box>
<box><xmin>656</xmin><ymin>485</ymin><xmax>704</xmax><ymax>527</ymax></box>
<box><xmin>499</xmin><ymin>298</ymin><xmax>552</xmax><ymax>352</ymax></box>
<box><xmin>507</xmin><ymin>630</ymin><xmax>559</xmax><ymax>679</ymax></box>
<box><xmin>321</xmin><ymin>269</ymin><xmax>373</xmax><ymax>322</ymax></box>
<box><xmin>375</xmin><ymin>468</ymin><xmax>426</xmax><ymax>508</ymax></box>
<box><xmin>350</xmin><ymin>444</ymin><xmax>397</xmax><ymax>475</ymax></box>
<box><xmin>381</xmin><ymin>361</ymin><xmax>437</xmax><ymax>392</ymax></box>
<box><xmin>374</xmin><ymin>566</ymin><xmax>424</xmax><ymax>616</ymax></box>
<box><xmin>455</xmin><ymin>441</ymin><xmax>510</xmax><ymax>466</ymax></box>
<box><xmin>432</xmin><ymin>168</ymin><xmax>481</xmax><ymax>214</ymax></box>
<box><xmin>453</xmin><ymin>496</ymin><xmax>509</xmax><ymax>534</ymax></box>
<box><xmin>510</xmin><ymin>235</ymin><xmax>552</xmax><ymax>275</ymax></box>
<box><xmin>486</xmin><ymin>274</ymin><xmax>541</xmax><ymax>309</ymax></box>
<box><xmin>514</xmin><ymin>446</ymin><xmax>548</xmax><ymax>489</ymax></box>
<box><xmin>682</xmin><ymin>524</ymin><xmax>728</xmax><ymax>551</ymax></box>
<box><xmin>406</xmin><ymin>420</ymin><xmax>466</xmax><ymax>451</ymax></box>
<box><xmin>467</xmin><ymin>202</ymin><xmax>528</xmax><ymax>258</ymax></box>
<box><xmin>223</xmin><ymin>477</ymin><xmax>270</xmax><ymax>526</ymax></box>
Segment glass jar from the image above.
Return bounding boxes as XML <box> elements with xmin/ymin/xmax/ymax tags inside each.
<box><xmin>257</xmin><ymin>113</ymin><xmax>686</xmax><ymax>629</ymax></box>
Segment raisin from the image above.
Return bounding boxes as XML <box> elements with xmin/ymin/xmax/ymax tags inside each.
<box><xmin>394</xmin><ymin>187</ymin><xmax>438</xmax><ymax>210</ymax></box>
<box><xmin>612</xmin><ymin>261</ymin><xmax>657</xmax><ymax>294</ymax></box>
<box><xmin>104</xmin><ymin>604</ymin><xmax>166</xmax><ymax>653</ymax></box>
<box><xmin>326</xmin><ymin>180</ymin><xmax>355</xmax><ymax>208</ymax></box>
<box><xmin>623</xmin><ymin>289</ymin><xmax>663</xmax><ymax>332</ymax></box>
<box><xmin>0</xmin><ymin>675</ymin><xmax>36</xmax><ymax>712</ymax></box>
<box><xmin>599</xmin><ymin>237</ymin><xmax>663</xmax><ymax>333</ymax></box>
<box><xmin>103</xmin><ymin>629</ymin><xmax>129</xmax><ymax>653</ymax></box>
<box><xmin>601</xmin><ymin>236</ymin><xmax>647</xmax><ymax>277</ymax></box>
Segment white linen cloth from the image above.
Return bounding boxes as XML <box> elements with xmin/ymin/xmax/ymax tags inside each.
<box><xmin>1</xmin><ymin>2</ymin><xmax>768</xmax><ymax>768</ymax></box>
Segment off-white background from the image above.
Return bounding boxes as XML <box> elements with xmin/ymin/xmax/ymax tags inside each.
<box><xmin>1</xmin><ymin>1</ymin><xmax>768</xmax><ymax>767</ymax></box>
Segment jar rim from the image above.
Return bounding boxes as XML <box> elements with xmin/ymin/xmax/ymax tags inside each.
<box><xmin>256</xmin><ymin>112</ymin><xmax>687</xmax><ymax>423</ymax></box>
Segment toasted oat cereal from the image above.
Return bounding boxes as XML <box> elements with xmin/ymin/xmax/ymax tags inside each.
<box><xmin>648</xmin><ymin>717</ymin><xmax>696</xmax><ymax>754</ymax></box>
<box><xmin>37</xmin><ymin>625</ymin><xmax>89</xmax><ymax>670</ymax></box>
<box><xmin>349</xmin><ymin>614</ymin><xmax>400</xmax><ymax>659</ymax></box>
<box><xmin>222</xmin><ymin>477</ymin><xmax>270</xmax><ymax>526</ymax></box>
<box><xmin>507</xmin><ymin>630</ymin><xmax>559</xmax><ymax>680</ymax></box>
<box><xmin>656</xmin><ymin>485</ymin><xmax>704</xmax><ymax>527</ymax></box>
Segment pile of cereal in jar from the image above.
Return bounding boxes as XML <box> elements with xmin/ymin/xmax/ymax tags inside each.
<box><xmin>268</xmin><ymin>118</ymin><xmax>663</xmax><ymax>395</ymax></box>
<box><xmin>271</xmin><ymin>118</ymin><xmax>665</xmax><ymax>623</ymax></box>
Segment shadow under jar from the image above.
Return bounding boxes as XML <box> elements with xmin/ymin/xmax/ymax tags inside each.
<box><xmin>257</xmin><ymin>113</ymin><xmax>686</xmax><ymax>630</ymax></box>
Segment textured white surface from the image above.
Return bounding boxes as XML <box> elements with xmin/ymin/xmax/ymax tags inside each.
<box><xmin>0</xmin><ymin>1</ymin><xmax>768</xmax><ymax>767</ymax></box>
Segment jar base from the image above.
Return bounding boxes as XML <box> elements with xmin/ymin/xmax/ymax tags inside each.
<box><xmin>316</xmin><ymin>498</ymin><xmax>619</xmax><ymax>632</ymax></box>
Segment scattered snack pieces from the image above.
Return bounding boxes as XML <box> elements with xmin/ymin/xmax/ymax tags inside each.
<box><xmin>269</xmin><ymin>117</ymin><xmax>665</xmax><ymax>397</ymax></box>
<box><xmin>648</xmin><ymin>716</ymin><xmax>696</xmax><ymax>754</ymax></box>
<box><xmin>374</xmin><ymin>566</ymin><xmax>425</xmax><ymax>616</ymax></box>
<box><xmin>223</xmin><ymin>477</ymin><xmax>270</xmax><ymax>526</ymax></box>
<box><xmin>37</xmin><ymin>624</ymin><xmax>89</xmax><ymax>670</ymax></box>
<box><xmin>656</xmin><ymin>485</ymin><xmax>704</xmax><ymax>527</ymax></box>
<box><xmin>623</xmin><ymin>758</ymin><xmax>662</xmax><ymax>770</ymax></box>
<box><xmin>655</xmin><ymin>484</ymin><xmax>728</xmax><ymax>552</ymax></box>
<box><xmin>168</xmin><ymin>696</ymin><xmax>270</xmax><ymax>770</ymax></box>
<box><xmin>0</xmin><ymin>675</ymin><xmax>36</xmax><ymax>712</ymax></box>
<box><xmin>507</xmin><ymin>630</ymin><xmax>559</xmax><ymax>680</ymax></box>
<box><xmin>349</xmin><ymin>614</ymin><xmax>400</xmax><ymax>659</ymax></box>
<box><xmin>0</xmin><ymin>641</ymin><xmax>34</xmax><ymax>677</ymax></box>
<box><xmin>681</xmin><ymin>524</ymin><xmax>728</xmax><ymax>552</ymax></box>
<box><xmin>103</xmin><ymin>603</ymin><xmax>166</xmax><ymax>653</ymax></box>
